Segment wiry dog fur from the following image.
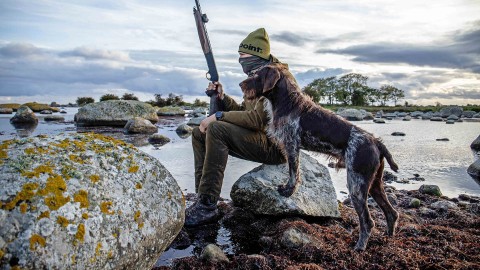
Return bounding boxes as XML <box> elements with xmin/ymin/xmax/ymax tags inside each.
<box><xmin>239</xmin><ymin>63</ymin><xmax>399</xmax><ymax>251</ymax></box>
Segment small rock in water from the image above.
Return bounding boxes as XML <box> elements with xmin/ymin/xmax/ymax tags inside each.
<box><xmin>176</xmin><ymin>123</ymin><xmax>193</xmax><ymax>134</ymax></box>
<box><xmin>446</xmin><ymin>119</ymin><xmax>455</xmax><ymax>124</ymax></box>
<box><xmin>200</xmin><ymin>244</ymin><xmax>229</xmax><ymax>263</ymax></box>
<box><xmin>419</xmin><ymin>185</ymin><xmax>442</xmax><ymax>197</ymax></box>
<box><xmin>391</xmin><ymin>132</ymin><xmax>406</xmax><ymax>136</ymax></box>
<box><xmin>373</xmin><ymin>118</ymin><xmax>385</xmax><ymax>124</ymax></box>
<box><xmin>436</xmin><ymin>138</ymin><xmax>449</xmax><ymax>141</ymax></box>
<box><xmin>148</xmin><ymin>134</ymin><xmax>171</xmax><ymax>146</ymax></box>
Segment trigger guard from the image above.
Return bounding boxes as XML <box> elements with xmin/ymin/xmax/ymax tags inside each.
<box><xmin>206</xmin><ymin>72</ymin><xmax>211</xmax><ymax>80</ymax></box>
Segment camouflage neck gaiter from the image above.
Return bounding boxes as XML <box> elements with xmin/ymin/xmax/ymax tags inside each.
<box><xmin>239</xmin><ymin>55</ymin><xmax>270</xmax><ymax>76</ymax></box>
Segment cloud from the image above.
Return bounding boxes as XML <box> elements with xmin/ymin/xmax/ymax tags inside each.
<box><xmin>0</xmin><ymin>43</ymin><xmax>45</xmax><ymax>58</ymax></box>
<box><xmin>60</xmin><ymin>46</ymin><xmax>131</xmax><ymax>61</ymax></box>
<box><xmin>212</xmin><ymin>29</ymin><xmax>249</xmax><ymax>36</ymax></box>
<box><xmin>293</xmin><ymin>67</ymin><xmax>349</xmax><ymax>87</ymax></box>
<box><xmin>270</xmin><ymin>31</ymin><xmax>315</xmax><ymax>46</ymax></box>
<box><xmin>316</xmin><ymin>22</ymin><xmax>480</xmax><ymax>72</ymax></box>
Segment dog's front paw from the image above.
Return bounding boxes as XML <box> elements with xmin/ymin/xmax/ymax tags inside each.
<box><xmin>278</xmin><ymin>184</ymin><xmax>295</xmax><ymax>197</ymax></box>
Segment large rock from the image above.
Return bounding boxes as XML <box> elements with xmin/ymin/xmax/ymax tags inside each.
<box><xmin>44</xmin><ymin>115</ymin><xmax>65</xmax><ymax>122</ymax></box>
<box><xmin>10</xmin><ymin>105</ymin><xmax>38</xmax><ymax>124</ymax></box>
<box><xmin>231</xmin><ymin>151</ymin><xmax>340</xmax><ymax>217</ymax></box>
<box><xmin>187</xmin><ymin>116</ymin><xmax>206</xmax><ymax>126</ymax></box>
<box><xmin>462</xmin><ymin>111</ymin><xmax>476</xmax><ymax>118</ymax></box>
<box><xmin>419</xmin><ymin>185</ymin><xmax>442</xmax><ymax>197</ymax></box>
<box><xmin>467</xmin><ymin>159</ymin><xmax>480</xmax><ymax>181</ymax></box>
<box><xmin>22</xmin><ymin>102</ymin><xmax>58</xmax><ymax>113</ymax></box>
<box><xmin>124</xmin><ymin>117</ymin><xmax>158</xmax><ymax>134</ymax></box>
<box><xmin>0</xmin><ymin>108</ymin><xmax>13</xmax><ymax>114</ymax></box>
<box><xmin>75</xmin><ymin>100</ymin><xmax>159</xmax><ymax>127</ymax></box>
<box><xmin>440</xmin><ymin>106</ymin><xmax>463</xmax><ymax>118</ymax></box>
<box><xmin>0</xmin><ymin>133</ymin><xmax>184</xmax><ymax>269</ymax></box>
<box><xmin>411</xmin><ymin>111</ymin><xmax>424</xmax><ymax>118</ymax></box>
<box><xmin>471</xmin><ymin>135</ymin><xmax>480</xmax><ymax>151</ymax></box>
<box><xmin>157</xmin><ymin>106</ymin><xmax>185</xmax><ymax>116</ymax></box>
<box><xmin>337</xmin><ymin>109</ymin><xmax>364</xmax><ymax>121</ymax></box>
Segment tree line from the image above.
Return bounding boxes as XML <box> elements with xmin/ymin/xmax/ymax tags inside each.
<box><xmin>302</xmin><ymin>73</ymin><xmax>405</xmax><ymax>106</ymax></box>
<box><xmin>76</xmin><ymin>92</ymin><xmax>208</xmax><ymax>107</ymax></box>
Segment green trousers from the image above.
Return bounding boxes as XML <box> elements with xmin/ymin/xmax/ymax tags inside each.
<box><xmin>192</xmin><ymin>121</ymin><xmax>286</xmax><ymax>199</ymax></box>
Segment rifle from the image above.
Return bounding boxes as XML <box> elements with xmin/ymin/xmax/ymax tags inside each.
<box><xmin>193</xmin><ymin>0</ymin><xmax>224</xmax><ymax>116</ymax></box>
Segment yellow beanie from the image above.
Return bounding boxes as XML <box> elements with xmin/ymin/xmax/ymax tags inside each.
<box><xmin>238</xmin><ymin>28</ymin><xmax>271</xmax><ymax>60</ymax></box>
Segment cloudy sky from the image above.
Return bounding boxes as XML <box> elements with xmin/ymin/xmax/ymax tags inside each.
<box><xmin>0</xmin><ymin>0</ymin><xmax>479</xmax><ymax>105</ymax></box>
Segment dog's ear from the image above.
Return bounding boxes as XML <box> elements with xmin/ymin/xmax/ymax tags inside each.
<box><xmin>261</xmin><ymin>66</ymin><xmax>281</xmax><ymax>93</ymax></box>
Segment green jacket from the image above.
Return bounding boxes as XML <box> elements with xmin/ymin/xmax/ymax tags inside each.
<box><xmin>221</xmin><ymin>95</ymin><xmax>268</xmax><ymax>132</ymax></box>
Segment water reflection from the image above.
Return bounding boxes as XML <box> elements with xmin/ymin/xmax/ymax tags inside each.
<box><xmin>11</xmin><ymin>122</ymin><xmax>38</xmax><ymax>137</ymax></box>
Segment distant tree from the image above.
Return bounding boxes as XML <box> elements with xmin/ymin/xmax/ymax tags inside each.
<box><xmin>302</xmin><ymin>77</ymin><xmax>338</xmax><ymax>104</ymax></box>
<box><xmin>76</xmin><ymin>97</ymin><xmax>95</xmax><ymax>107</ymax></box>
<box><xmin>100</xmin><ymin>94</ymin><xmax>120</xmax><ymax>101</ymax></box>
<box><xmin>364</xmin><ymin>87</ymin><xmax>381</xmax><ymax>106</ymax></box>
<box><xmin>153</xmin><ymin>93</ymin><xmax>184</xmax><ymax>107</ymax></box>
<box><xmin>391</xmin><ymin>87</ymin><xmax>405</xmax><ymax>106</ymax></box>
<box><xmin>121</xmin><ymin>93</ymin><xmax>139</xmax><ymax>101</ymax></box>
<box><xmin>378</xmin><ymin>85</ymin><xmax>395</xmax><ymax>106</ymax></box>
<box><xmin>193</xmin><ymin>98</ymin><xmax>208</xmax><ymax>107</ymax></box>
<box><xmin>337</xmin><ymin>73</ymin><xmax>369</xmax><ymax>106</ymax></box>
<box><xmin>302</xmin><ymin>83</ymin><xmax>322</xmax><ymax>103</ymax></box>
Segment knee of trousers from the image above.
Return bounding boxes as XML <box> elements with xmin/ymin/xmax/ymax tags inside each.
<box><xmin>206</xmin><ymin>121</ymin><xmax>229</xmax><ymax>140</ymax></box>
<box><xmin>192</xmin><ymin>126</ymin><xmax>203</xmax><ymax>141</ymax></box>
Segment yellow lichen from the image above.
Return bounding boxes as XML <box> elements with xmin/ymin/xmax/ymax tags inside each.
<box><xmin>0</xmin><ymin>249</ymin><xmax>4</xmax><ymax>259</ymax></box>
<box><xmin>138</xmin><ymin>223</ymin><xmax>144</xmax><ymax>229</ymax></box>
<box><xmin>0</xmin><ymin>149</ymin><xmax>7</xmax><ymax>159</ymax></box>
<box><xmin>112</xmin><ymin>233</ymin><xmax>117</xmax><ymax>238</ymax></box>
<box><xmin>71</xmin><ymin>255</ymin><xmax>76</xmax><ymax>265</ymax></box>
<box><xmin>107</xmin><ymin>250</ymin><xmax>113</xmax><ymax>259</ymax></box>
<box><xmin>3</xmin><ymin>182</ymin><xmax>39</xmax><ymax>210</ymax></box>
<box><xmin>73</xmin><ymin>190</ymin><xmax>89</xmax><ymax>208</ymax></box>
<box><xmin>38</xmin><ymin>211</ymin><xmax>50</xmax><ymax>220</ymax></box>
<box><xmin>24</xmin><ymin>147</ymin><xmax>49</xmax><ymax>155</ymax></box>
<box><xmin>134</xmin><ymin>210</ymin><xmax>141</xmax><ymax>222</ymax></box>
<box><xmin>11</xmin><ymin>266</ymin><xmax>21</xmax><ymax>270</ymax></box>
<box><xmin>72</xmin><ymin>140</ymin><xmax>86</xmax><ymax>152</ymax></box>
<box><xmin>69</xmin><ymin>154</ymin><xmax>85</xmax><ymax>164</ymax></box>
<box><xmin>61</xmin><ymin>165</ymin><xmax>75</xmax><ymax>180</ymax></box>
<box><xmin>82</xmin><ymin>213</ymin><xmax>89</xmax><ymax>219</ymax></box>
<box><xmin>90</xmin><ymin>175</ymin><xmax>100</xmax><ymax>183</ymax></box>
<box><xmin>44</xmin><ymin>194</ymin><xmax>70</xmax><ymax>211</ymax></box>
<box><xmin>167</xmin><ymin>192</ymin><xmax>172</xmax><ymax>200</ymax></box>
<box><xmin>51</xmin><ymin>138</ymin><xmax>71</xmax><ymax>149</ymax></box>
<box><xmin>95</xmin><ymin>242</ymin><xmax>102</xmax><ymax>256</ymax></box>
<box><xmin>30</xmin><ymin>234</ymin><xmax>46</xmax><ymax>250</ymax></box>
<box><xmin>21</xmin><ymin>164</ymin><xmax>54</xmax><ymax>178</ymax></box>
<box><xmin>128</xmin><ymin>165</ymin><xmax>139</xmax><ymax>173</ymax></box>
<box><xmin>100</xmin><ymin>201</ymin><xmax>114</xmax><ymax>215</ymax></box>
<box><xmin>75</xmin><ymin>224</ymin><xmax>85</xmax><ymax>243</ymax></box>
<box><xmin>38</xmin><ymin>174</ymin><xmax>67</xmax><ymax>195</ymax></box>
<box><xmin>20</xmin><ymin>202</ymin><xmax>28</xmax><ymax>213</ymax></box>
<box><xmin>135</xmin><ymin>182</ymin><xmax>142</xmax><ymax>189</ymax></box>
<box><xmin>57</xmin><ymin>216</ymin><xmax>69</xmax><ymax>227</ymax></box>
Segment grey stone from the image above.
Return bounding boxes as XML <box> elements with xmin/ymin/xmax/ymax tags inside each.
<box><xmin>411</xmin><ymin>111</ymin><xmax>424</xmax><ymax>117</ymax></box>
<box><xmin>473</xmin><ymin>113</ymin><xmax>480</xmax><ymax>119</ymax></box>
<box><xmin>397</xmin><ymin>112</ymin><xmax>408</xmax><ymax>117</ymax></box>
<box><xmin>148</xmin><ymin>134</ymin><xmax>171</xmax><ymax>146</ymax></box>
<box><xmin>467</xmin><ymin>159</ymin><xmax>480</xmax><ymax>181</ymax></box>
<box><xmin>231</xmin><ymin>151</ymin><xmax>340</xmax><ymax>217</ymax></box>
<box><xmin>422</xmin><ymin>112</ymin><xmax>433</xmax><ymax>120</ymax></box>
<box><xmin>200</xmin><ymin>244</ymin><xmax>229</xmax><ymax>263</ymax></box>
<box><xmin>384</xmin><ymin>112</ymin><xmax>397</xmax><ymax>118</ymax></box>
<box><xmin>124</xmin><ymin>117</ymin><xmax>158</xmax><ymax>134</ymax></box>
<box><xmin>447</xmin><ymin>114</ymin><xmax>459</xmax><ymax>120</ymax></box>
<box><xmin>44</xmin><ymin>115</ymin><xmax>65</xmax><ymax>122</ymax></box>
<box><xmin>187</xmin><ymin>116</ymin><xmax>206</xmax><ymax>126</ymax></box>
<box><xmin>419</xmin><ymin>185</ymin><xmax>442</xmax><ymax>197</ymax></box>
<box><xmin>337</xmin><ymin>109</ymin><xmax>364</xmax><ymax>121</ymax></box>
<box><xmin>462</xmin><ymin>111</ymin><xmax>476</xmax><ymax>118</ymax></box>
<box><xmin>40</xmin><ymin>110</ymin><xmax>53</xmax><ymax>115</ymax></box>
<box><xmin>10</xmin><ymin>105</ymin><xmax>38</xmax><ymax>124</ymax></box>
<box><xmin>391</xmin><ymin>132</ymin><xmax>406</xmax><ymax>136</ymax></box>
<box><xmin>75</xmin><ymin>100</ymin><xmax>159</xmax><ymax>127</ymax></box>
<box><xmin>0</xmin><ymin>133</ymin><xmax>184</xmax><ymax>270</ymax></box>
<box><xmin>176</xmin><ymin>123</ymin><xmax>193</xmax><ymax>134</ymax></box>
<box><xmin>440</xmin><ymin>106</ymin><xmax>463</xmax><ymax>118</ymax></box>
<box><xmin>471</xmin><ymin>135</ymin><xmax>480</xmax><ymax>151</ymax></box>
<box><xmin>436</xmin><ymin>138</ymin><xmax>449</xmax><ymax>141</ymax></box>
<box><xmin>402</xmin><ymin>115</ymin><xmax>412</xmax><ymax>121</ymax></box>
<box><xmin>373</xmin><ymin>118</ymin><xmax>385</xmax><ymax>124</ymax></box>
<box><xmin>430</xmin><ymin>200</ymin><xmax>458</xmax><ymax>211</ymax></box>
<box><xmin>280</xmin><ymin>227</ymin><xmax>319</xmax><ymax>249</ymax></box>
<box><xmin>430</xmin><ymin>117</ymin><xmax>443</xmax><ymax>122</ymax></box>
<box><xmin>0</xmin><ymin>108</ymin><xmax>13</xmax><ymax>114</ymax></box>
<box><xmin>446</xmin><ymin>119</ymin><xmax>455</xmax><ymax>124</ymax></box>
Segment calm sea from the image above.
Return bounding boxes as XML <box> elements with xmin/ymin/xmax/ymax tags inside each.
<box><xmin>1</xmin><ymin>108</ymin><xmax>479</xmax><ymax>199</ymax></box>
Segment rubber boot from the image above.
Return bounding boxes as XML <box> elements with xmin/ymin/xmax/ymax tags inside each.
<box><xmin>184</xmin><ymin>194</ymin><xmax>219</xmax><ymax>227</ymax></box>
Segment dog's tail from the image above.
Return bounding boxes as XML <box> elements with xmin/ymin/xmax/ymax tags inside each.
<box><xmin>376</xmin><ymin>140</ymin><xmax>399</xmax><ymax>172</ymax></box>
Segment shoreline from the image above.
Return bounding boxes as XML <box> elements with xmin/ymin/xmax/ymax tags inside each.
<box><xmin>155</xmin><ymin>187</ymin><xmax>480</xmax><ymax>269</ymax></box>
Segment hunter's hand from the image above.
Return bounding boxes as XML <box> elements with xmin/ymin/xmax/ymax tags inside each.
<box><xmin>199</xmin><ymin>114</ymin><xmax>217</xmax><ymax>133</ymax></box>
<box><xmin>207</xmin><ymin>82</ymin><xmax>224</xmax><ymax>100</ymax></box>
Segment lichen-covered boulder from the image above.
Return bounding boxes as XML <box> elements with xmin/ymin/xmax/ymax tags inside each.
<box><xmin>10</xmin><ymin>105</ymin><xmax>38</xmax><ymax>125</ymax></box>
<box><xmin>0</xmin><ymin>133</ymin><xmax>185</xmax><ymax>269</ymax></box>
<box><xmin>0</xmin><ymin>108</ymin><xmax>13</xmax><ymax>114</ymax></box>
<box><xmin>124</xmin><ymin>117</ymin><xmax>158</xmax><ymax>134</ymax></box>
<box><xmin>75</xmin><ymin>100</ymin><xmax>159</xmax><ymax>127</ymax></box>
<box><xmin>231</xmin><ymin>151</ymin><xmax>340</xmax><ymax>217</ymax></box>
<box><xmin>337</xmin><ymin>108</ymin><xmax>363</xmax><ymax>121</ymax></box>
<box><xmin>440</xmin><ymin>106</ymin><xmax>463</xmax><ymax>118</ymax></box>
<box><xmin>471</xmin><ymin>135</ymin><xmax>480</xmax><ymax>151</ymax></box>
<box><xmin>157</xmin><ymin>106</ymin><xmax>185</xmax><ymax>116</ymax></box>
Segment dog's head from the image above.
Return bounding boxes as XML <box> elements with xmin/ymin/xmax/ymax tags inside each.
<box><xmin>239</xmin><ymin>65</ymin><xmax>281</xmax><ymax>100</ymax></box>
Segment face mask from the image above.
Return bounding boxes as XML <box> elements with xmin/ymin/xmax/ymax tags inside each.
<box><xmin>239</xmin><ymin>55</ymin><xmax>270</xmax><ymax>76</ymax></box>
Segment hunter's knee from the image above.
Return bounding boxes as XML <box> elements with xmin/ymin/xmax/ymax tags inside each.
<box><xmin>207</xmin><ymin>121</ymin><xmax>228</xmax><ymax>139</ymax></box>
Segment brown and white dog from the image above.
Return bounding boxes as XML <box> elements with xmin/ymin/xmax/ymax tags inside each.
<box><xmin>239</xmin><ymin>63</ymin><xmax>399</xmax><ymax>251</ymax></box>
